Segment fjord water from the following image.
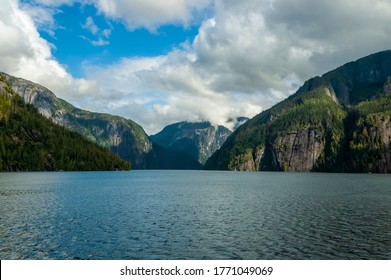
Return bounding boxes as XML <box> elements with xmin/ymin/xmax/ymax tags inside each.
<box><xmin>0</xmin><ymin>171</ymin><xmax>390</xmax><ymax>260</ymax></box>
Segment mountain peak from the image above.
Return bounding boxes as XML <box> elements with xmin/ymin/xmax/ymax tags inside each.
<box><xmin>205</xmin><ymin>50</ymin><xmax>391</xmax><ymax>173</ymax></box>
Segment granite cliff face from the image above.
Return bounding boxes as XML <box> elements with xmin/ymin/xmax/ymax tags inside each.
<box><xmin>0</xmin><ymin>76</ymin><xmax>130</xmax><ymax>171</ymax></box>
<box><xmin>150</xmin><ymin>121</ymin><xmax>231</xmax><ymax>165</ymax></box>
<box><xmin>272</xmin><ymin>128</ymin><xmax>324</xmax><ymax>171</ymax></box>
<box><xmin>150</xmin><ymin>118</ymin><xmax>248</xmax><ymax>165</ymax></box>
<box><xmin>2</xmin><ymin>72</ymin><xmax>152</xmax><ymax>168</ymax></box>
<box><xmin>2</xmin><ymin>72</ymin><xmax>200</xmax><ymax>169</ymax></box>
<box><xmin>205</xmin><ymin>51</ymin><xmax>391</xmax><ymax>173</ymax></box>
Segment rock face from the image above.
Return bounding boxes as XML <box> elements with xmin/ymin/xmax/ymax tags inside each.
<box><xmin>150</xmin><ymin>118</ymin><xmax>249</xmax><ymax>165</ymax></box>
<box><xmin>2</xmin><ymin>72</ymin><xmax>201</xmax><ymax>169</ymax></box>
<box><xmin>205</xmin><ymin>50</ymin><xmax>391</xmax><ymax>173</ymax></box>
<box><xmin>370</xmin><ymin>117</ymin><xmax>391</xmax><ymax>173</ymax></box>
<box><xmin>0</xmin><ymin>76</ymin><xmax>130</xmax><ymax>171</ymax></box>
<box><xmin>150</xmin><ymin>121</ymin><xmax>234</xmax><ymax>165</ymax></box>
<box><xmin>272</xmin><ymin>129</ymin><xmax>324</xmax><ymax>171</ymax></box>
<box><xmin>347</xmin><ymin>113</ymin><xmax>391</xmax><ymax>173</ymax></box>
<box><xmin>378</xmin><ymin>118</ymin><xmax>391</xmax><ymax>172</ymax></box>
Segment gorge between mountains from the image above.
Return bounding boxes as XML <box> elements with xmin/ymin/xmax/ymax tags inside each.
<box><xmin>1</xmin><ymin>50</ymin><xmax>391</xmax><ymax>172</ymax></box>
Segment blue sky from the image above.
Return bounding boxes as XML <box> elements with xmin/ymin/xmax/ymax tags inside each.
<box><xmin>1</xmin><ymin>0</ymin><xmax>391</xmax><ymax>134</ymax></box>
<box><xmin>38</xmin><ymin>2</ymin><xmax>201</xmax><ymax>78</ymax></box>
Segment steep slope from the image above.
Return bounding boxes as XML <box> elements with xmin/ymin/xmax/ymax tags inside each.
<box><xmin>205</xmin><ymin>51</ymin><xmax>391</xmax><ymax>173</ymax></box>
<box><xmin>2</xmin><ymin>72</ymin><xmax>201</xmax><ymax>169</ymax></box>
<box><xmin>2</xmin><ymin>72</ymin><xmax>151</xmax><ymax>168</ymax></box>
<box><xmin>0</xmin><ymin>76</ymin><xmax>130</xmax><ymax>171</ymax></box>
<box><xmin>150</xmin><ymin>121</ymin><xmax>232</xmax><ymax>165</ymax></box>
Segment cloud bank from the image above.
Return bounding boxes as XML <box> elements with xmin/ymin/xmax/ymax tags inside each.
<box><xmin>1</xmin><ymin>0</ymin><xmax>391</xmax><ymax>134</ymax></box>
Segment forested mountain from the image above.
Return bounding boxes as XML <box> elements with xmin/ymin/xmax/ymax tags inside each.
<box><xmin>1</xmin><ymin>72</ymin><xmax>200</xmax><ymax>170</ymax></box>
<box><xmin>151</xmin><ymin>121</ymin><xmax>235</xmax><ymax>165</ymax></box>
<box><xmin>0</xmin><ymin>75</ymin><xmax>130</xmax><ymax>171</ymax></box>
<box><xmin>205</xmin><ymin>51</ymin><xmax>391</xmax><ymax>173</ymax></box>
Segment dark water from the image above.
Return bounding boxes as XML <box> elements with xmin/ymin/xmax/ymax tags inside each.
<box><xmin>0</xmin><ymin>171</ymin><xmax>390</xmax><ymax>260</ymax></box>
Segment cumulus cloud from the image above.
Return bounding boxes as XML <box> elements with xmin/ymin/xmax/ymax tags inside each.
<box><xmin>93</xmin><ymin>0</ymin><xmax>212</xmax><ymax>31</ymax></box>
<box><xmin>19</xmin><ymin>2</ymin><xmax>58</xmax><ymax>37</ymax></box>
<box><xmin>0</xmin><ymin>0</ymin><xmax>92</xmax><ymax>105</ymax></box>
<box><xmin>80</xmin><ymin>0</ymin><xmax>391</xmax><ymax>133</ymax></box>
<box><xmin>30</xmin><ymin>0</ymin><xmax>77</xmax><ymax>7</ymax></box>
<box><xmin>1</xmin><ymin>0</ymin><xmax>391</xmax><ymax>134</ymax></box>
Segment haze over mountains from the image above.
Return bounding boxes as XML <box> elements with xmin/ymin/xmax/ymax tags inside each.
<box><xmin>1</xmin><ymin>50</ymin><xmax>391</xmax><ymax>172</ymax></box>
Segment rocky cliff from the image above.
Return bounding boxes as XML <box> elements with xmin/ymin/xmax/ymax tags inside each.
<box><xmin>150</xmin><ymin>118</ymin><xmax>248</xmax><ymax>165</ymax></box>
<box><xmin>205</xmin><ymin>51</ymin><xmax>391</xmax><ymax>173</ymax></box>
<box><xmin>1</xmin><ymin>72</ymin><xmax>200</xmax><ymax>169</ymax></box>
<box><xmin>0</xmin><ymin>76</ymin><xmax>130</xmax><ymax>171</ymax></box>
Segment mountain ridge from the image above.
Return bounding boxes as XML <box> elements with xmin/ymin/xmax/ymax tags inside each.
<box><xmin>150</xmin><ymin>118</ymin><xmax>249</xmax><ymax>165</ymax></box>
<box><xmin>0</xmin><ymin>75</ymin><xmax>130</xmax><ymax>171</ymax></box>
<box><xmin>205</xmin><ymin>50</ymin><xmax>391</xmax><ymax>173</ymax></box>
<box><xmin>1</xmin><ymin>72</ymin><xmax>201</xmax><ymax>169</ymax></box>
<box><xmin>150</xmin><ymin>121</ymin><xmax>234</xmax><ymax>165</ymax></box>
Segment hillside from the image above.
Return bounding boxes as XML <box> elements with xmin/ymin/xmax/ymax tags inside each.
<box><xmin>150</xmin><ymin>121</ymin><xmax>233</xmax><ymax>165</ymax></box>
<box><xmin>2</xmin><ymin>72</ymin><xmax>200</xmax><ymax>170</ymax></box>
<box><xmin>205</xmin><ymin>51</ymin><xmax>391</xmax><ymax>173</ymax></box>
<box><xmin>0</xmin><ymin>75</ymin><xmax>130</xmax><ymax>171</ymax></box>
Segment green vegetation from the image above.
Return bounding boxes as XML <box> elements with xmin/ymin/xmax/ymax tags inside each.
<box><xmin>0</xmin><ymin>76</ymin><xmax>130</xmax><ymax>171</ymax></box>
<box><xmin>150</xmin><ymin>121</ymin><xmax>232</xmax><ymax>165</ymax></box>
<box><xmin>51</xmin><ymin>98</ymin><xmax>151</xmax><ymax>168</ymax></box>
<box><xmin>205</xmin><ymin>86</ymin><xmax>346</xmax><ymax>171</ymax></box>
<box><xmin>342</xmin><ymin>96</ymin><xmax>391</xmax><ymax>172</ymax></box>
<box><xmin>2</xmin><ymin>72</ymin><xmax>151</xmax><ymax>169</ymax></box>
<box><xmin>205</xmin><ymin>50</ymin><xmax>391</xmax><ymax>173</ymax></box>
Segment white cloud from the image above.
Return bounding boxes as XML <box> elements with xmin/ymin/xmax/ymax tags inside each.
<box><xmin>1</xmin><ymin>0</ymin><xmax>391</xmax><ymax>135</ymax></box>
<box><xmin>0</xmin><ymin>0</ymin><xmax>91</xmax><ymax>106</ymax></box>
<box><xmin>93</xmin><ymin>0</ymin><xmax>212</xmax><ymax>31</ymax></box>
<box><xmin>19</xmin><ymin>2</ymin><xmax>58</xmax><ymax>37</ymax></box>
<box><xmin>81</xmin><ymin>15</ymin><xmax>112</xmax><ymax>46</ymax></box>
<box><xmin>31</xmin><ymin>0</ymin><xmax>77</xmax><ymax>7</ymax></box>
<box><xmin>80</xmin><ymin>0</ymin><xmax>391</xmax><ymax>134</ymax></box>
<box><xmin>82</xmin><ymin>16</ymin><xmax>99</xmax><ymax>35</ymax></box>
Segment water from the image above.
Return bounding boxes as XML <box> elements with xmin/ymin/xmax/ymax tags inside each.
<box><xmin>0</xmin><ymin>171</ymin><xmax>390</xmax><ymax>260</ymax></box>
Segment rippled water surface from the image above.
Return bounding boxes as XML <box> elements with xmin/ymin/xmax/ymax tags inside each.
<box><xmin>0</xmin><ymin>171</ymin><xmax>390</xmax><ymax>259</ymax></box>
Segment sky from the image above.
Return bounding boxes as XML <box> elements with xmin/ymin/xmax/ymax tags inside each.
<box><xmin>1</xmin><ymin>0</ymin><xmax>391</xmax><ymax>134</ymax></box>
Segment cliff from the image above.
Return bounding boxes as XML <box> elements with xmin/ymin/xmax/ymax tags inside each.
<box><xmin>0</xmin><ymin>76</ymin><xmax>130</xmax><ymax>171</ymax></box>
<box><xmin>150</xmin><ymin>121</ymin><xmax>233</xmax><ymax>165</ymax></box>
<box><xmin>205</xmin><ymin>51</ymin><xmax>391</xmax><ymax>173</ymax></box>
<box><xmin>1</xmin><ymin>72</ymin><xmax>200</xmax><ymax>169</ymax></box>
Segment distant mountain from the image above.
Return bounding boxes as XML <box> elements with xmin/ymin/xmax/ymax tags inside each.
<box><xmin>205</xmin><ymin>50</ymin><xmax>391</xmax><ymax>173</ymax></box>
<box><xmin>1</xmin><ymin>72</ymin><xmax>200</xmax><ymax>170</ymax></box>
<box><xmin>0</xmin><ymin>75</ymin><xmax>130</xmax><ymax>171</ymax></box>
<box><xmin>150</xmin><ymin>118</ymin><xmax>248</xmax><ymax>165</ymax></box>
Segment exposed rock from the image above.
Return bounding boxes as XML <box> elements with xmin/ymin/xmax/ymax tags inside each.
<box><xmin>2</xmin><ymin>72</ymin><xmax>200</xmax><ymax>169</ymax></box>
<box><xmin>151</xmin><ymin>121</ymin><xmax>233</xmax><ymax>165</ymax></box>
<box><xmin>272</xmin><ymin>129</ymin><xmax>324</xmax><ymax>171</ymax></box>
<box><xmin>367</xmin><ymin>117</ymin><xmax>391</xmax><ymax>173</ymax></box>
<box><xmin>205</xmin><ymin>50</ymin><xmax>391</xmax><ymax>173</ymax></box>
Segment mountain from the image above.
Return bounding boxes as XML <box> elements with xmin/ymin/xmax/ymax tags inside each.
<box><xmin>150</xmin><ymin>121</ymin><xmax>232</xmax><ymax>165</ymax></box>
<box><xmin>1</xmin><ymin>72</ymin><xmax>201</xmax><ymax>170</ymax></box>
<box><xmin>0</xmin><ymin>75</ymin><xmax>130</xmax><ymax>171</ymax></box>
<box><xmin>150</xmin><ymin>118</ymin><xmax>248</xmax><ymax>165</ymax></box>
<box><xmin>205</xmin><ymin>50</ymin><xmax>391</xmax><ymax>173</ymax></box>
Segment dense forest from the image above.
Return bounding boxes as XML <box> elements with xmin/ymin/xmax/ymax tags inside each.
<box><xmin>205</xmin><ymin>51</ymin><xmax>391</xmax><ymax>173</ymax></box>
<box><xmin>3</xmin><ymin>71</ymin><xmax>203</xmax><ymax>170</ymax></box>
<box><xmin>0</xmin><ymin>75</ymin><xmax>130</xmax><ymax>171</ymax></box>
